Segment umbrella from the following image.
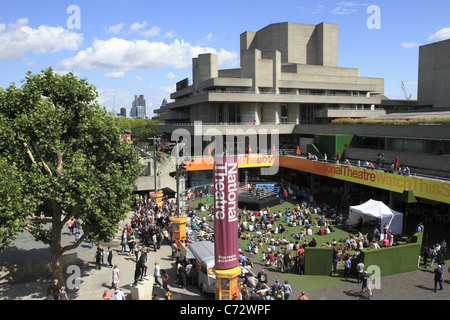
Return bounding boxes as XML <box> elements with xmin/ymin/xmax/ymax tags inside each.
<box><xmin>394</xmin><ymin>156</ymin><xmax>400</xmax><ymax>169</ymax></box>
<box><xmin>336</xmin><ymin>150</ymin><xmax>341</xmax><ymax>161</ymax></box>
<box><xmin>296</xmin><ymin>146</ymin><xmax>301</xmax><ymax>155</ymax></box>
<box><xmin>247</xmin><ymin>145</ymin><xmax>251</xmax><ymax>153</ymax></box>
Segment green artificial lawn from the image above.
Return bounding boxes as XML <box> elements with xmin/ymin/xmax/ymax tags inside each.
<box><xmin>188</xmin><ymin>195</ymin><xmax>450</xmax><ymax>294</ymax></box>
<box><xmin>189</xmin><ymin>196</ymin><xmax>362</xmax><ymax>293</ymax></box>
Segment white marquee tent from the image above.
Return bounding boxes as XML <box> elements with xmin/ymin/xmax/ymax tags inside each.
<box><xmin>349</xmin><ymin>199</ymin><xmax>404</xmax><ymax>235</ymax></box>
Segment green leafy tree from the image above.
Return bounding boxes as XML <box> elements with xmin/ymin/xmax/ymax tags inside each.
<box><xmin>0</xmin><ymin>68</ymin><xmax>142</xmax><ymax>284</ymax></box>
<box><xmin>116</xmin><ymin>117</ymin><xmax>162</xmax><ymax>145</ymax></box>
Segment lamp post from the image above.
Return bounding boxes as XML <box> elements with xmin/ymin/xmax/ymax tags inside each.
<box><xmin>148</xmin><ymin>136</ymin><xmax>163</xmax><ymax>206</ymax></box>
<box><xmin>171</xmin><ymin>141</ymin><xmax>187</xmax><ymax>245</ymax></box>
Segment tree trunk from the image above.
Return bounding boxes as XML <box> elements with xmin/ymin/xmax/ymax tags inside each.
<box><xmin>51</xmin><ymin>239</ymin><xmax>64</xmax><ymax>286</ymax></box>
<box><xmin>50</xmin><ymin>201</ymin><xmax>64</xmax><ymax>286</ymax></box>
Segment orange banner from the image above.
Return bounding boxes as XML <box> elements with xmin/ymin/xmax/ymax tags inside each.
<box><xmin>186</xmin><ymin>155</ymin><xmax>275</xmax><ymax>171</ymax></box>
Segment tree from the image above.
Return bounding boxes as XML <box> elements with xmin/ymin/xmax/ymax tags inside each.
<box><xmin>116</xmin><ymin>117</ymin><xmax>163</xmax><ymax>145</ymax></box>
<box><xmin>0</xmin><ymin>68</ymin><xmax>142</xmax><ymax>284</ymax></box>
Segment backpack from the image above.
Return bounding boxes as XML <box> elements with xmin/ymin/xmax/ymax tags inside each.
<box><xmin>276</xmin><ymin>289</ymin><xmax>284</xmax><ymax>300</ymax></box>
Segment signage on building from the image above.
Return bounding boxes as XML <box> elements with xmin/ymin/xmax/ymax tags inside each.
<box><xmin>187</xmin><ymin>155</ymin><xmax>275</xmax><ymax>171</ymax></box>
<box><xmin>213</xmin><ymin>155</ymin><xmax>239</xmax><ymax>270</ymax></box>
<box><xmin>280</xmin><ymin>156</ymin><xmax>450</xmax><ymax>204</ymax></box>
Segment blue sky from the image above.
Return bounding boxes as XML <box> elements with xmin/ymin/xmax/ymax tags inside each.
<box><xmin>0</xmin><ymin>0</ymin><xmax>449</xmax><ymax>117</ymax></box>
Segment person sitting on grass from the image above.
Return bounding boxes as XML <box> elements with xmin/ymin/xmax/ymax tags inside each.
<box><xmin>279</xmin><ymin>224</ymin><xmax>287</xmax><ymax>234</ymax></box>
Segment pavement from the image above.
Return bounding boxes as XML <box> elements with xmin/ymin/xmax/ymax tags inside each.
<box><xmin>0</xmin><ymin>210</ymin><xmax>449</xmax><ymax>301</ymax></box>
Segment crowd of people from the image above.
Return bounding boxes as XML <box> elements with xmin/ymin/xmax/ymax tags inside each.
<box><xmin>96</xmin><ymin>194</ymin><xmax>182</xmax><ymax>300</ymax></box>
<box><xmin>51</xmin><ymin>184</ymin><xmax>447</xmax><ymax>300</ymax></box>
<box><xmin>236</xmin><ymin>194</ymin><xmax>446</xmax><ymax>296</ymax></box>
<box><xmin>306</xmin><ymin>152</ymin><xmax>412</xmax><ymax>176</ymax></box>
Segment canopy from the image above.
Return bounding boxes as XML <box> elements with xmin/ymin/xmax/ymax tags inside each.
<box><xmin>349</xmin><ymin>199</ymin><xmax>404</xmax><ymax>235</ymax></box>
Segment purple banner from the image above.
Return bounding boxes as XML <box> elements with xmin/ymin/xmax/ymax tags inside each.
<box><xmin>213</xmin><ymin>155</ymin><xmax>239</xmax><ymax>270</ymax></box>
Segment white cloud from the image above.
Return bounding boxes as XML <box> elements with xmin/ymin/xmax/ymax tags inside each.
<box><xmin>331</xmin><ymin>2</ymin><xmax>368</xmax><ymax>14</ymax></box>
<box><xmin>104</xmin><ymin>71</ymin><xmax>125</xmax><ymax>78</ymax></box>
<box><xmin>134</xmin><ymin>76</ymin><xmax>144</xmax><ymax>83</ymax></box>
<box><xmin>0</xmin><ymin>18</ymin><xmax>83</xmax><ymax>61</ymax></box>
<box><xmin>401</xmin><ymin>41</ymin><xmax>421</xmax><ymax>49</ymax></box>
<box><xmin>205</xmin><ymin>32</ymin><xmax>214</xmax><ymax>41</ymax></box>
<box><xmin>130</xmin><ymin>21</ymin><xmax>148</xmax><ymax>32</ymax></box>
<box><xmin>56</xmin><ymin>37</ymin><xmax>238</xmax><ymax>72</ymax></box>
<box><xmin>106</xmin><ymin>23</ymin><xmax>124</xmax><ymax>34</ymax></box>
<box><xmin>428</xmin><ymin>27</ymin><xmax>450</xmax><ymax>42</ymax></box>
<box><xmin>141</xmin><ymin>26</ymin><xmax>161</xmax><ymax>38</ymax></box>
<box><xmin>163</xmin><ymin>31</ymin><xmax>176</xmax><ymax>38</ymax></box>
<box><xmin>163</xmin><ymin>72</ymin><xmax>175</xmax><ymax>80</ymax></box>
<box><xmin>163</xmin><ymin>85</ymin><xmax>176</xmax><ymax>93</ymax></box>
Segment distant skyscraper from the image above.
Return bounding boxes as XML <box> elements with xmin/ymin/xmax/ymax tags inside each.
<box><xmin>131</xmin><ymin>95</ymin><xmax>146</xmax><ymax>118</ymax></box>
<box><xmin>120</xmin><ymin>107</ymin><xmax>127</xmax><ymax>118</ymax></box>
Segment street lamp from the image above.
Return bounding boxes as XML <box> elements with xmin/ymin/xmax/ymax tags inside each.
<box><xmin>175</xmin><ymin>141</ymin><xmax>187</xmax><ymax>217</ymax></box>
<box><xmin>148</xmin><ymin>136</ymin><xmax>163</xmax><ymax>207</ymax></box>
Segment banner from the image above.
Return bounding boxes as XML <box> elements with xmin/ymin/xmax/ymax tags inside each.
<box><xmin>213</xmin><ymin>155</ymin><xmax>239</xmax><ymax>270</ymax></box>
<box><xmin>279</xmin><ymin>156</ymin><xmax>450</xmax><ymax>204</ymax></box>
<box><xmin>186</xmin><ymin>155</ymin><xmax>275</xmax><ymax>171</ymax></box>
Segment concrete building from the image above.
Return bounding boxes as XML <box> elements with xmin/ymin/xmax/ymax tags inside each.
<box><xmin>418</xmin><ymin>39</ymin><xmax>450</xmax><ymax>109</ymax></box>
<box><xmin>155</xmin><ymin>22</ymin><xmax>386</xmax><ymax>127</ymax></box>
<box><xmin>131</xmin><ymin>95</ymin><xmax>147</xmax><ymax>118</ymax></box>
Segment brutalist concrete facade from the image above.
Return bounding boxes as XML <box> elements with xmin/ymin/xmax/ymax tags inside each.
<box><xmin>418</xmin><ymin>39</ymin><xmax>450</xmax><ymax>109</ymax></box>
<box><xmin>155</xmin><ymin>22</ymin><xmax>386</xmax><ymax>126</ymax></box>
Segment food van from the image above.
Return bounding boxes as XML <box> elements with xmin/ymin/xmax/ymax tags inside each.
<box><xmin>178</xmin><ymin>240</ymin><xmax>216</xmax><ymax>293</ymax></box>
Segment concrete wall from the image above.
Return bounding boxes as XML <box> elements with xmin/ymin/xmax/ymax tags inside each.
<box><xmin>243</xmin><ymin>22</ymin><xmax>339</xmax><ymax>67</ymax></box>
<box><xmin>418</xmin><ymin>39</ymin><xmax>450</xmax><ymax>108</ymax></box>
<box><xmin>0</xmin><ymin>253</ymin><xmax>78</xmax><ymax>283</ymax></box>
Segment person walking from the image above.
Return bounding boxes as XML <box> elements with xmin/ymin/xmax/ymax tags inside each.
<box><xmin>154</xmin><ymin>262</ymin><xmax>162</xmax><ymax>287</ymax></box>
<box><xmin>95</xmin><ymin>244</ymin><xmax>104</xmax><ymax>270</ymax></box>
<box><xmin>344</xmin><ymin>256</ymin><xmax>352</xmax><ymax>280</ymax></box>
<box><xmin>48</xmin><ymin>279</ymin><xmax>61</xmax><ymax>300</ymax></box>
<box><xmin>107</xmin><ymin>246</ymin><xmax>113</xmax><ymax>267</ymax></box>
<box><xmin>58</xmin><ymin>286</ymin><xmax>69</xmax><ymax>300</ymax></box>
<box><xmin>356</xmin><ymin>260</ymin><xmax>365</xmax><ymax>284</ymax></box>
<box><xmin>112</xmin><ymin>265</ymin><xmax>120</xmax><ymax>289</ymax></box>
<box><xmin>283</xmin><ymin>280</ymin><xmax>292</xmax><ymax>300</ymax></box>
<box><xmin>434</xmin><ymin>265</ymin><xmax>444</xmax><ymax>292</ymax></box>
<box><xmin>113</xmin><ymin>288</ymin><xmax>126</xmax><ymax>300</ymax></box>
<box><xmin>161</xmin><ymin>269</ymin><xmax>170</xmax><ymax>292</ymax></box>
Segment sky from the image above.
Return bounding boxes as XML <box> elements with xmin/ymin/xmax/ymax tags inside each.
<box><xmin>0</xmin><ymin>0</ymin><xmax>449</xmax><ymax>118</ymax></box>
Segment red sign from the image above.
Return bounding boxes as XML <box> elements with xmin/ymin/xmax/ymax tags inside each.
<box><xmin>213</xmin><ymin>155</ymin><xmax>239</xmax><ymax>270</ymax></box>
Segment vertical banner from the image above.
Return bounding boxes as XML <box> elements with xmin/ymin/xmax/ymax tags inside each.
<box><xmin>214</xmin><ymin>155</ymin><xmax>239</xmax><ymax>270</ymax></box>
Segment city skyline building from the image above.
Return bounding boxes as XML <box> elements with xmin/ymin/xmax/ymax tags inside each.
<box><xmin>131</xmin><ymin>94</ymin><xmax>147</xmax><ymax>118</ymax></box>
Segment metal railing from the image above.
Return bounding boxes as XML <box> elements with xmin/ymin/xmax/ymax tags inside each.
<box><xmin>153</xmin><ymin>121</ymin><xmax>296</xmax><ymax>127</ymax></box>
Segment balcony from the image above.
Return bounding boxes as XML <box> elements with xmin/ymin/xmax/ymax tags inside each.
<box><xmin>153</xmin><ymin>122</ymin><xmax>296</xmax><ymax>135</ymax></box>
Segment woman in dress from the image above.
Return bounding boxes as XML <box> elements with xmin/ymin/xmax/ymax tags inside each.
<box><xmin>112</xmin><ymin>265</ymin><xmax>120</xmax><ymax>289</ymax></box>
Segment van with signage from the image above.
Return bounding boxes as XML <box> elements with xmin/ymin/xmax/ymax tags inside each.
<box><xmin>178</xmin><ymin>240</ymin><xmax>216</xmax><ymax>294</ymax></box>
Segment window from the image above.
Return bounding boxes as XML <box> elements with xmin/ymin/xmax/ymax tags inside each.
<box><xmin>281</xmin><ymin>104</ymin><xmax>288</xmax><ymax>124</ymax></box>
